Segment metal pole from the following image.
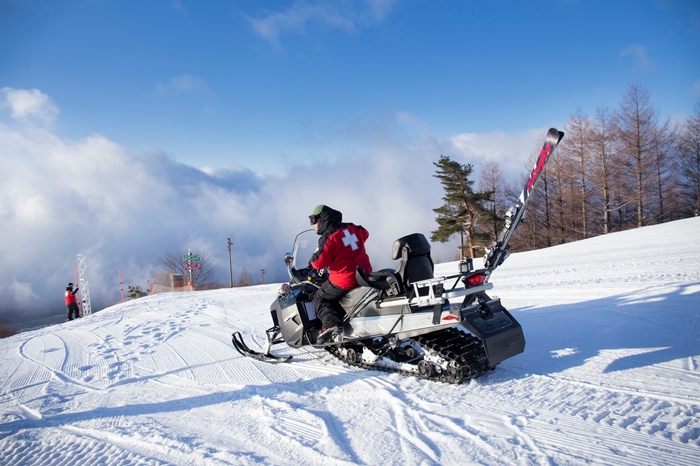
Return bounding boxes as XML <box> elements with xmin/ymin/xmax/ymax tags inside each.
<box><xmin>227</xmin><ymin>238</ymin><xmax>233</xmax><ymax>287</ymax></box>
<box><xmin>73</xmin><ymin>262</ymin><xmax>81</xmax><ymax>315</ymax></box>
<box><xmin>77</xmin><ymin>254</ymin><xmax>92</xmax><ymax>316</ymax></box>
<box><xmin>118</xmin><ymin>268</ymin><xmax>124</xmax><ymax>302</ymax></box>
<box><xmin>260</xmin><ymin>269</ymin><xmax>265</xmax><ymax>284</ymax></box>
<box><xmin>187</xmin><ymin>248</ymin><xmax>193</xmax><ymax>285</ymax></box>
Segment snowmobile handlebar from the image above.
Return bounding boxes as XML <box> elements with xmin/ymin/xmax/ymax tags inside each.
<box><xmin>290</xmin><ymin>267</ymin><xmax>327</xmax><ymax>285</ymax></box>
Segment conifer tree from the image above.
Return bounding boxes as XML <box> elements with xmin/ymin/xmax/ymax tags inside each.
<box><xmin>127</xmin><ymin>285</ymin><xmax>147</xmax><ymax>299</ymax></box>
<box><xmin>431</xmin><ymin>155</ymin><xmax>491</xmax><ymax>259</ymax></box>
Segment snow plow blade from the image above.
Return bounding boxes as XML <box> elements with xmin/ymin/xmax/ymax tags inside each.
<box><xmin>231</xmin><ymin>331</ymin><xmax>292</xmax><ymax>364</ymax></box>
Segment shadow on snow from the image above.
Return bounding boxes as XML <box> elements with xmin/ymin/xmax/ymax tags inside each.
<box><xmin>503</xmin><ymin>281</ymin><xmax>700</xmax><ymax>376</ymax></box>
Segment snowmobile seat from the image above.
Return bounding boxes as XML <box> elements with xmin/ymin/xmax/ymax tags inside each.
<box><xmin>355</xmin><ymin>268</ymin><xmax>403</xmax><ymax>297</ymax></box>
<box><xmin>392</xmin><ymin>233</ymin><xmax>434</xmax><ymax>290</ymax></box>
<box><xmin>339</xmin><ymin>286</ymin><xmax>403</xmax><ymax>316</ymax></box>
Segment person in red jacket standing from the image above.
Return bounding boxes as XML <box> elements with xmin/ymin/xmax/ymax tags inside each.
<box><xmin>308</xmin><ymin>205</ymin><xmax>372</xmax><ymax>344</ymax></box>
<box><xmin>65</xmin><ymin>283</ymin><xmax>80</xmax><ymax>321</ymax></box>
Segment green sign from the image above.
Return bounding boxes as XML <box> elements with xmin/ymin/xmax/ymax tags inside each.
<box><xmin>184</xmin><ymin>254</ymin><xmax>201</xmax><ymax>261</ymax></box>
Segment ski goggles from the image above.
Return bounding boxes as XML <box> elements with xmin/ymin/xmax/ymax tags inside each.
<box><xmin>309</xmin><ymin>215</ymin><xmax>319</xmax><ymax>225</ymax></box>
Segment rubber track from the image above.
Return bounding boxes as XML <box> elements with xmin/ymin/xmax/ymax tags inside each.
<box><xmin>326</xmin><ymin>327</ymin><xmax>489</xmax><ymax>384</ymax></box>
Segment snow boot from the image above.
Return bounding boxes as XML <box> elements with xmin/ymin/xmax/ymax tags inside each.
<box><xmin>317</xmin><ymin>326</ymin><xmax>342</xmax><ymax>345</ymax></box>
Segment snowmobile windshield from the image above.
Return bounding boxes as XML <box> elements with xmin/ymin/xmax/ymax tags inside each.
<box><xmin>291</xmin><ymin>229</ymin><xmax>317</xmax><ymax>270</ymax></box>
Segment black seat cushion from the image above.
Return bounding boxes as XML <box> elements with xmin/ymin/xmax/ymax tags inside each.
<box><xmin>392</xmin><ymin>233</ymin><xmax>434</xmax><ymax>288</ymax></box>
<box><xmin>356</xmin><ymin>268</ymin><xmax>403</xmax><ymax>296</ymax></box>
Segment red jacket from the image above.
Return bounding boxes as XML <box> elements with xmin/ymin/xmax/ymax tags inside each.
<box><xmin>311</xmin><ymin>224</ymin><xmax>372</xmax><ymax>290</ymax></box>
<box><xmin>65</xmin><ymin>289</ymin><xmax>77</xmax><ymax>305</ymax></box>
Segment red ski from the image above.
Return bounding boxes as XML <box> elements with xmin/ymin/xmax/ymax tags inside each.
<box><xmin>483</xmin><ymin>128</ymin><xmax>564</xmax><ymax>270</ymax></box>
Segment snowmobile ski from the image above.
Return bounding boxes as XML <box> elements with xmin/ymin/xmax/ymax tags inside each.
<box><xmin>232</xmin><ymin>331</ymin><xmax>292</xmax><ymax>363</ymax></box>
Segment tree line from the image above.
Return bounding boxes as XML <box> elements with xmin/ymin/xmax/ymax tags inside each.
<box><xmin>152</xmin><ymin>251</ymin><xmax>264</xmax><ymax>290</ymax></box>
<box><xmin>116</xmin><ymin>251</ymin><xmax>265</xmax><ymax>299</ymax></box>
<box><xmin>433</xmin><ymin>84</ymin><xmax>700</xmax><ymax>258</ymax></box>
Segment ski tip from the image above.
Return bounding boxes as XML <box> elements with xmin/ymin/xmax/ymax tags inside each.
<box><xmin>548</xmin><ymin>127</ymin><xmax>565</xmax><ymax>143</ymax></box>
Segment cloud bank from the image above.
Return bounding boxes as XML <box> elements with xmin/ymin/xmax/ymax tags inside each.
<box><xmin>0</xmin><ymin>88</ymin><xmax>540</xmax><ymax>327</ymax></box>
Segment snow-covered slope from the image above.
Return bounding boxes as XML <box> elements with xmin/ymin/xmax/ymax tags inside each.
<box><xmin>1</xmin><ymin>218</ymin><xmax>700</xmax><ymax>465</ymax></box>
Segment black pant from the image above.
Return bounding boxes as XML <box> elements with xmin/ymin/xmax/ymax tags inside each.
<box><xmin>67</xmin><ymin>303</ymin><xmax>80</xmax><ymax>320</ymax></box>
<box><xmin>312</xmin><ymin>280</ymin><xmax>348</xmax><ymax>328</ymax></box>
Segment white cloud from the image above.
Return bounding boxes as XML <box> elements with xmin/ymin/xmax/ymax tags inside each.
<box><xmin>0</xmin><ymin>87</ymin><xmax>59</xmax><ymax>125</ymax></box>
<box><xmin>692</xmin><ymin>79</ymin><xmax>700</xmax><ymax>95</ymax></box>
<box><xmin>246</xmin><ymin>0</ymin><xmax>396</xmax><ymax>45</ymax></box>
<box><xmin>172</xmin><ymin>0</ymin><xmax>185</xmax><ymax>14</ymax></box>
<box><xmin>0</xmin><ymin>107</ymin><xmax>263</xmax><ymax>322</ymax></box>
<box><xmin>363</xmin><ymin>0</ymin><xmax>395</xmax><ymax>22</ymax></box>
<box><xmin>0</xmin><ymin>88</ymin><xmax>544</xmax><ymax>325</ymax></box>
<box><xmin>9</xmin><ymin>279</ymin><xmax>37</xmax><ymax>307</ymax></box>
<box><xmin>156</xmin><ymin>74</ymin><xmax>208</xmax><ymax>93</ymax></box>
<box><xmin>446</xmin><ymin>127</ymin><xmax>548</xmax><ymax>183</ymax></box>
<box><xmin>620</xmin><ymin>44</ymin><xmax>656</xmax><ymax>72</ymax></box>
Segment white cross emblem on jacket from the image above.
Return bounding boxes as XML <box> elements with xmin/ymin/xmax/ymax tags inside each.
<box><xmin>342</xmin><ymin>229</ymin><xmax>359</xmax><ymax>251</ymax></box>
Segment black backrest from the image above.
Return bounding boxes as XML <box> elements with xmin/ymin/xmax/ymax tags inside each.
<box><xmin>392</xmin><ymin>233</ymin><xmax>434</xmax><ymax>288</ymax></box>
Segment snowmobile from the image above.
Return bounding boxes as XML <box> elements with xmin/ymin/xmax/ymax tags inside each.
<box><xmin>232</xmin><ymin>128</ymin><xmax>564</xmax><ymax>384</ymax></box>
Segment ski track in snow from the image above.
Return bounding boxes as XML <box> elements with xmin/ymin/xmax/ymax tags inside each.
<box><xmin>1</xmin><ymin>218</ymin><xmax>700</xmax><ymax>465</ymax></box>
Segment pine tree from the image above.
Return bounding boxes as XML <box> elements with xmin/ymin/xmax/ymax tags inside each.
<box><xmin>431</xmin><ymin>155</ymin><xmax>491</xmax><ymax>259</ymax></box>
<box><xmin>127</xmin><ymin>285</ymin><xmax>148</xmax><ymax>299</ymax></box>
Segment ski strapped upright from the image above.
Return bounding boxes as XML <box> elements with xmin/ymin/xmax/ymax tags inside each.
<box><xmin>483</xmin><ymin>128</ymin><xmax>564</xmax><ymax>271</ymax></box>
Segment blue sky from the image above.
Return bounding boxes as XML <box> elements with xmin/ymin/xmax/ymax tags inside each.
<box><xmin>3</xmin><ymin>0</ymin><xmax>698</xmax><ymax>172</ymax></box>
<box><xmin>1</xmin><ymin>0</ymin><xmax>699</xmax><ymax>323</ymax></box>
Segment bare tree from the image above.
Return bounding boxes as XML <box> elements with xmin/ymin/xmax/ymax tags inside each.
<box><xmin>511</xmin><ymin>146</ymin><xmax>556</xmax><ymax>251</ymax></box>
<box><xmin>493</xmin><ymin>88</ymin><xmax>698</xmax><ymax>257</ymax></box>
<box><xmin>237</xmin><ymin>267</ymin><xmax>254</xmax><ymax>287</ymax></box>
<box><xmin>652</xmin><ymin>123</ymin><xmax>678</xmax><ymax>222</ymax></box>
<box><xmin>589</xmin><ymin>106</ymin><xmax>620</xmax><ymax>234</ymax></box>
<box><xmin>561</xmin><ymin>107</ymin><xmax>593</xmax><ymax>239</ymax></box>
<box><xmin>536</xmin><ymin>123</ymin><xmax>584</xmax><ymax>246</ymax></box>
<box><xmin>615</xmin><ymin>84</ymin><xmax>660</xmax><ymax>228</ymax></box>
<box><xmin>154</xmin><ymin>250</ymin><xmax>217</xmax><ymax>288</ymax></box>
<box><xmin>478</xmin><ymin>158</ymin><xmax>508</xmax><ymax>239</ymax></box>
<box><xmin>678</xmin><ymin>102</ymin><xmax>700</xmax><ymax>216</ymax></box>
<box><xmin>0</xmin><ymin>322</ymin><xmax>18</xmax><ymax>339</ymax></box>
